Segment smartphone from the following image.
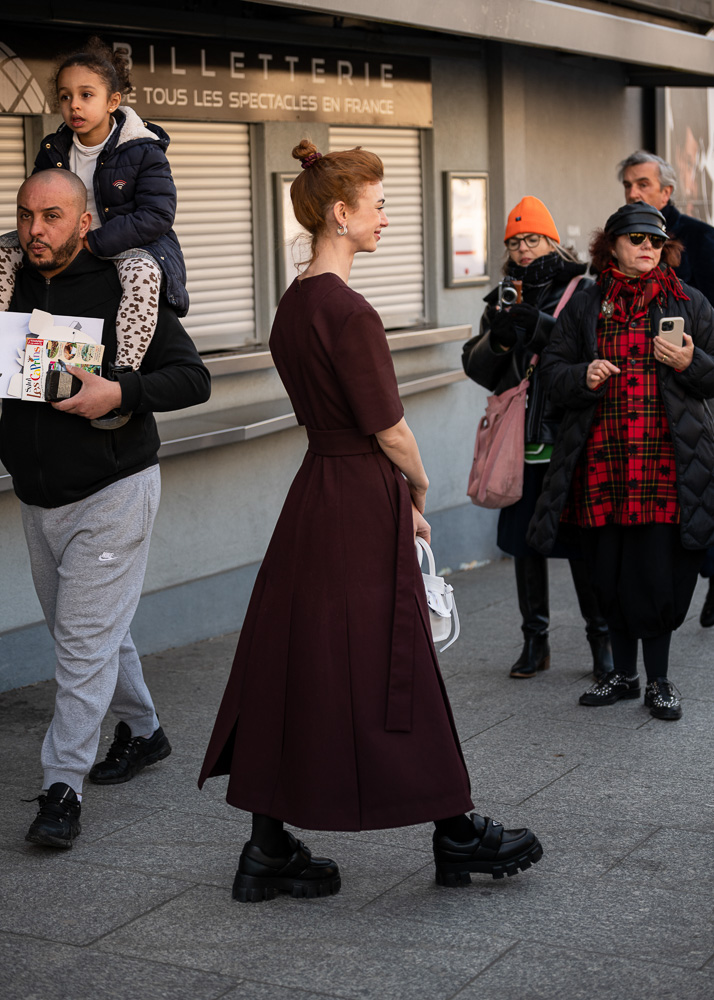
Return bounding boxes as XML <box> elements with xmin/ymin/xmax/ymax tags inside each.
<box><xmin>45</xmin><ymin>370</ymin><xmax>82</xmax><ymax>402</ymax></box>
<box><xmin>658</xmin><ymin>317</ymin><xmax>685</xmax><ymax>347</ymax></box>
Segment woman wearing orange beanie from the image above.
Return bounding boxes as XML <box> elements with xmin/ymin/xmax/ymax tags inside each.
<box><xmin>462</xmin><ymin>197</ymin><xmax>613</xmax><ymax>681</ymax></box>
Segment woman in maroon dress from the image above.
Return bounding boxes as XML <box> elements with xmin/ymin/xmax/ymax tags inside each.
<box><xmin>199</xmin><ymin>139</ymin><xmax>542</xmax><ymax>902</ymax></box>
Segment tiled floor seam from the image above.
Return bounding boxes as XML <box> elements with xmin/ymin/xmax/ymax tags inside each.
<box><xmin>444</xmin><ymin>941</ymin><xmax>521</xmax><ymax>999</ymax></box>
<box><xmin>514</xmin><ymin>762</ymin><xmax>583</xmax><ymax>805</ymax></box>
<box><xmin>458</xmin><ymin>714</ymin><xmax>516</xmax><ymax>742</ymax></box>
<box><xmin>82</xmin><ymin>882</ymin><xmax>197</xmax><ymax>947</ymax></box>
<box><xmin>598</xmin><ymin>824</ymin><xmax>663</xmax><ymax>876</ymax></box>
<box><xmin>356</xmin><ymin>857</ymin><xmax>434</xmax><ymax>912</ymax></box>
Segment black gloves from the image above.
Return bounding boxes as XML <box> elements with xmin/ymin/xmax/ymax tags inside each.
<box><xmin>488</xmin><ymin>303</ymin><xmax>539</xmax><ymax>349</ymax></box>
<box><xmin>488</xmin><ymin>308</ymin><xmax>518</xmax><ymax>348</ymax></box>
<box><xmin>508</xmin><ymin>303</ymin><xmax>539</xmax><ymax>337</ymax></box>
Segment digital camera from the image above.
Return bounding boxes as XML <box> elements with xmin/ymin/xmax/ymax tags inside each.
<box><xmin>497</xmin><ymin>277</ymin><xmax>522</xmax><ymax>311</ymax></box>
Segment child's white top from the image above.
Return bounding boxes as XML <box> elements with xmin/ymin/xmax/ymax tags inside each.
<box><xmin>69</xmin><ymin>119</ymin><xmax>117</xmax><ymax>231</ymax></box>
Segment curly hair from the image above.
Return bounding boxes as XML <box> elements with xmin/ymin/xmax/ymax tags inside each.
<box><xmin>290</xmin><ymin>138</ymin><xmax>383</xmax><ymax>268</ymax></box>
<box><xmin>589</xmin><ymin>228</ymin><xmax>683</xmax><ymax>274</ymax></box>
<box><xmin>51</xmin><ymin>36</ymin><xmax>132</xmax><ymax>108</ymax></box>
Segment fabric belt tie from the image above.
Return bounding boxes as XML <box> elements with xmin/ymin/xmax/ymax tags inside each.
<box><xmin>307</xmin><ymin>427</ymin><xmax>381</xmax><ymax>456</ymax></box>
<box><xmin>306</xmin><ymin>426</ymin><xmax>416</xmax><ymax>732</ymax></box>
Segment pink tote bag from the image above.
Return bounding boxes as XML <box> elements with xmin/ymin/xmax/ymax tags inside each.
<box><xmin>467</xmin><ymin>374</ymin><xmax>529</xmax><ymax>508</ymax></box>
<box><xmin>466</xmin><ymin>275</ymin><xmax>583</xmax><ymax>509</ymax></box>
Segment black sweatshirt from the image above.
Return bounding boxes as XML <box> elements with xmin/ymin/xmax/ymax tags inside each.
<box><xmin>0</xmin><ymin>251</ymin><xmax>210</xmax><ymax>508</ymax></box>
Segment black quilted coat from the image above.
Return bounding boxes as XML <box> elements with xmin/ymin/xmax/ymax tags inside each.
<box><xmin>527</xmin><ymin>280</ymin><xmax>714</xmax><ymax>554</ymax></box>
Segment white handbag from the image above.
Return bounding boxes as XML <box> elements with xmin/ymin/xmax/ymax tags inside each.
<box><xmin>415</xmin><ymin>537</ymin><xmax>460</xmax><ymax>652</ymax></box>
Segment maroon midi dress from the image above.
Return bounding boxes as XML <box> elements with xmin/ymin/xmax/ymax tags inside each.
<box><xmin>198</xmin><ymin>273</ymin><xmax>473</xmax><ymax>831</ymax></box>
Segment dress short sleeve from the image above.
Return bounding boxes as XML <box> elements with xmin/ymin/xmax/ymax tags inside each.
<box><xmin>331</xmin><ymin>301</ymin><xmax>404</xmax><ymax>435</ymax></box>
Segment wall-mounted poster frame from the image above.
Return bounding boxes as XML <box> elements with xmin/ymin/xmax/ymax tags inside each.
<box><xmin>444</xmin><ymin>172</ymin><xmax>489</xmax><ymax>287</ymax></box>
<box><xmin>274</xmin><ymin>172</ymin><xmax>312</xmax><ymax>293</ymax></box>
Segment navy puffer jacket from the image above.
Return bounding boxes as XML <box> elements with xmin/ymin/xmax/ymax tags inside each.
<box><xmin>526</xmin><ymin>280</ymin><xmax>714</xmax><ymax>554</ymax></box>
<box><xmin>33</xmin><ymin>106</ymin><xmax>188</xmax><ymax>316</ymax></box>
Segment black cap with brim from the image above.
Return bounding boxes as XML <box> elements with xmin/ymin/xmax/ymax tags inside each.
<box><xmin>605</xmin><ymin>203</ymin><xmax>668</xmax><ymax>239</ymax></box>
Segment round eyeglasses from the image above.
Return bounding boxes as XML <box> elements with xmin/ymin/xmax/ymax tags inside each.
<box><xmin>505</xmin><ymin>234</ymin><xmax>543</xmax><ymax>251</ymax></box>
<box><xmin>626</xmin><ymin>233</ymin><xmax>666</xmax><ymax>250</ymax></box>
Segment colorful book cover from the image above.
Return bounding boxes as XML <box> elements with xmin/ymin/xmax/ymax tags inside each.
<box><xmin>21</xmin><ymin>337</ymin><xmax>105</xmax><ymax>402</ymax></box>
<box><xmin>0</xmin><ymin>310</ymin><xmax>104</xmax><ymax>400</ymax></box>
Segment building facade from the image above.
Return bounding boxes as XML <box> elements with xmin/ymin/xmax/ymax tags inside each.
<box><xmin>2</xmin><ymin>0</ymin><xmax>713</xmax><ymax>690</ymax></box>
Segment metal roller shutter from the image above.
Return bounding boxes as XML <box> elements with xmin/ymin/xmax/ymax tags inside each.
<box><xmin>329</xmin><ymin>126</ymin><xmax>425</xmax><ymax>329</ymax></box>
<box><xmin>155</xmin><ymin>120</ymin><xmax>255</xmax><ymax>352</ymax></box>
<box><xmin>0</xmin><ymin>116</ymin><xmax>26</xmax><ymax>232</ymax></box>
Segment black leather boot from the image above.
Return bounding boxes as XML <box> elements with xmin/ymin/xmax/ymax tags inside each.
<box><xmin>700</xmin><ymin>579</ymin><xmax>714</xmax><ymax>628</ymax></box>
<box><xmin>569</xmin><ymin>559</ymin><xmax>614</xmax><ymax>681</ymax></box>
<box><xmin>510</xmin><ymin>556</ymin><xmax>550</xmax><ymax>678</ymax></box>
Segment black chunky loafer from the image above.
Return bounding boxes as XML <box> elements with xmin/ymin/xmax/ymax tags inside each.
<box><xmin>233</xmin><ymin>832</ymin><xmax>341</xmax><ymax>902</ymax></box>
<box><xmin>433</xmin><ymin>813</ymin><xmax>543</xmax><ymax>885</ymax></box>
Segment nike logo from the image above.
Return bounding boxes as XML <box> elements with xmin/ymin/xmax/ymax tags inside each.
<box><xmin>98</xmin><ymin>552</ymin><xmax>118</xmax><ymax>562</ymax></box>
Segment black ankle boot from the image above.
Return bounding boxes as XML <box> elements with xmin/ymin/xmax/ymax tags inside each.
<box><xmin>510</xmin><ymin>635</ymin><xmax>550</xmax><ymax>678</ymax></box>
<box><xmin>588</xmin><ymin>634</ymin><xmax>614</xmax><ymax>682</ymax></box>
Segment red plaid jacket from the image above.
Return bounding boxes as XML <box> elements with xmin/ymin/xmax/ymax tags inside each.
<box><xmin>563</xmin><ymin>304</ymin><xmax>679</xmax><ymax>528</ymax></box>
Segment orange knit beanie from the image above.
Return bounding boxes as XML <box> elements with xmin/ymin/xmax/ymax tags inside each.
<box><xmin>504</xmin><ymin>196</ymin><xmax>560</xmax><ymax>244</ymax></box>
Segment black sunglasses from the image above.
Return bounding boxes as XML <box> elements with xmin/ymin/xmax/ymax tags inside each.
<box><xmin>626</xmin><ymin>232</ymin><xmax>666</xmax><ymax>250</ymax></box>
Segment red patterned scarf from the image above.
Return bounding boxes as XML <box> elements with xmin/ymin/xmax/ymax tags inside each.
<box><xmin>597</xmin><ymin>263</ymin><xmax>689</xmax><ymax>323</ymax></box>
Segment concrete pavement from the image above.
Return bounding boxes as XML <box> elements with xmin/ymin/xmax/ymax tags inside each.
<box><xmin>2</xmin><ymin>556</ymin><xmax>713</xmax><ymax>1000</ymax></box>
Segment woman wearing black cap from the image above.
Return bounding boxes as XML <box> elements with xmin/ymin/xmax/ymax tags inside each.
<box><xmin>528</xmin><ymin>203</ymin><xmax>714</xmax><ymax>720</ymax></box>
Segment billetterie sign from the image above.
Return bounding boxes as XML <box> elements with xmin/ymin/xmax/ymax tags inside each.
<box><xmin>0</xmin><ymin>28</ymin><xmax>432</xmax><ymax>127</ymax></box>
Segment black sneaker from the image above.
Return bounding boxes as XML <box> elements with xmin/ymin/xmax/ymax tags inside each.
<box><xmin>579</xmin><ymin>672</ymin><xmax>641</xmax><ymax>706</ymax></box>
<box><xmin>25</xmin><ymin>782</ymin><xmax>81</xmax><ymax>849</ymax></box>
<box><xmin>233</xmin><ymin>832</ymin><xmax>341</xmax><ymax>902</ymax></box>
<box><xmin>88</xmin><ymin>720</ymin><xmax>171</xmax><ymax>784</ymax></box>
<box><xmin>644</xmin><ymin>678</ymin><xmax>683</xmax><ymax>721</ymax></box>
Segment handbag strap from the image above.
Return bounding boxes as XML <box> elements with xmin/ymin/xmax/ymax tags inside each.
<box><xmin>527</xmin><ymin>278</ymin><xmax>581</xmax><ymax>376</ymax></box>
<box><xmin>553</xmin><ymin>275</ymin><xmax>584</xmax><ymax>318</ymax></box>
<box><xmin>415</xmin><ymin>536</ymin><xmax>436</xmax><ymax>575</ymax></box>
<box><xmin>440</xmin><ymin>597</ymin><xmax>460</xmax><ymax>652</ymax></box>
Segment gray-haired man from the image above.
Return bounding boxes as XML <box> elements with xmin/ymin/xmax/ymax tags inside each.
<box><xmin>619</xmin><ymin>150</ymin><xmax>714</xmax><ymax>306</ymax></box>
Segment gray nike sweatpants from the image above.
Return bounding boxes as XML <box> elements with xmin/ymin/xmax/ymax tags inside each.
<box><xmin>21</xmin><ymin>465</ymin><xmax>162</xmax><ymax>793</ymax></box>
